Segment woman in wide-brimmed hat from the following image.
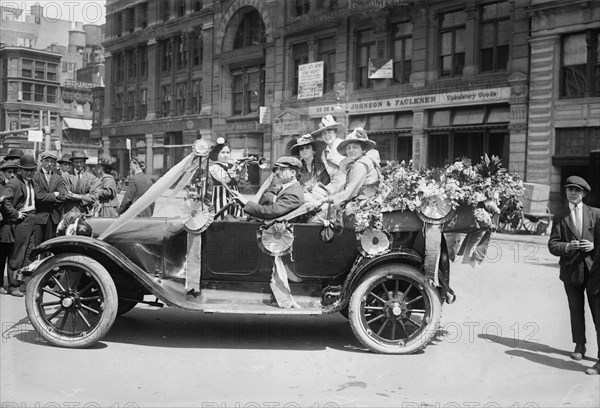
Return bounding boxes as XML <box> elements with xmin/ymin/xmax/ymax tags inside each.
<box><xmin>308</xmin><ymin>127</ymin><xmax>380</xmax><ymax>215</ymax></box>
<box><xmin>291</xmin><ymin>134</ymin><xmax>330</xmax><ymax>195</ymax></box>
<box><xmin>311</xmin><ymin>115</ymin><xmax>347</xmax><ymax>194</ymax></box>
<box><xmin>93</xmin><ymin>159</ymin><xmax>119</xmax><ymax>217</ymax></box>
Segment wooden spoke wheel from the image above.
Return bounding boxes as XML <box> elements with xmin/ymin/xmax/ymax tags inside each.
<box><xmin>349</xmin><ymin>264</ymin><xmax>442</xmax><ymax>354</ymax></box>
<box><xmin>522</xmin><ymin>214</ymin><xmax>550</xmax><ymax>235</ymax></box>
<box><xmin>497</xmin><ymin>214</ymin><xmax>523</xmax><ymax>233</ymax></box>
<box><xmin>25</xmin><ymin>255</ymin><xmax>118</xmax><ymax>348</ymax></box>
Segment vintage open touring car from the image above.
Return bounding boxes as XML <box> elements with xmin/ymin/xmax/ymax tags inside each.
<box><xmin>16</xmin><ymin>142</ymin><xmax>482</xmax><ymax>354</ymax></box>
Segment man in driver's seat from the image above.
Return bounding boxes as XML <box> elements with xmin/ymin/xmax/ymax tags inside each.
<box><xmin>232</xmin><ymin>156</ymin><xmax>304</xmax><ymax>220</ymax></box>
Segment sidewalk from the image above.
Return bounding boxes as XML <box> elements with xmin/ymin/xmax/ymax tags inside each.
<box><xmin>493</xmin><ymin>231</ymin><xmax>551</xmax><ymax>245</ymax></box>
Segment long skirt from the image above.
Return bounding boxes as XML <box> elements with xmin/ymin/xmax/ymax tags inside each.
<box><xmin>212</xmin><ymin>185</ymin><xmax>244</xmax><ymax>219</ymax></box>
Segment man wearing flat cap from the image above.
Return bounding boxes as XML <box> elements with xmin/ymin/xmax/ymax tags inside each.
<box><xmin>0</xmin><ymin>159</ymin><xmax>18</xmax><ymax>295</ymax></box>
<box><xmin>3</xmin><ymin>155</ymin><xmax>39</xmax><ymax>296</ymax></box>
<box><xmin>549</xmin><ymin>175</ymin><xmax>600</xmax><ymax>374</ymax></box>
<box><xmin>232</xmin><ymin>156</ymin><xmax>304</xmax><ymax>220</ymax></box>
<box><xmin>33</xmin><ymin>151</ymin><xmax>67</xmax><ymax>244</ymax></box>
<box><xmin>63</xmin><ymin>150</ymin><xmax>100</xmax><ymax>215</ymax></box>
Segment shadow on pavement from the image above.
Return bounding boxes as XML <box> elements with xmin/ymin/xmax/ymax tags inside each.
<box><xmin>479</xmin><ymin>334</ymin><xmax>597</xmax><ymax>370</ymax></box>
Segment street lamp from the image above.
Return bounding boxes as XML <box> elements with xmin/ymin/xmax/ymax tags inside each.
<box><xmin>334</xmin><ymin>81</ymin><xmax>349</xmax><ymax>133</ymax></box>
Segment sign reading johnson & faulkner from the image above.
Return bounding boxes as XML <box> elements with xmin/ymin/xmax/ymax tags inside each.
<box><xmin>308</xmin><ymin>87</ymin><xmax>511</xmax><ymax>116</ymax></box>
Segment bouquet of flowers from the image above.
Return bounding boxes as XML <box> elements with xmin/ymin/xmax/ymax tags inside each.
<box><xmin>350</xmin><ymin>154</ymin><xmax>524</xmax><ymax>232</ymax></box>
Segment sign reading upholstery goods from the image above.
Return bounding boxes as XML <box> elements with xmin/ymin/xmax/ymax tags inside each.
<box><xmin>308</xmin><ymin>87</ymin><xmax>511</xmax><ymax>117</ymax></box>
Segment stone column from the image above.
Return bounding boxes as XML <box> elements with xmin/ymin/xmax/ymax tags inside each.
<box><xmin>102</xmin><ymin>51</ymin><xmax>113</xmax><ymax>125</ymax></box>
<box><xmin>411</xmin><ymin>110</ymin><xmax>426</xmax><ymax>168</ymax></box>
<box><xmin>462</xmin><ymin>6</ymin><xmax>477</xmax><ymax>77</ymax></box>
<box><xmin>507</xmin><ymin>72</ymin><xmax>529</xmax><ymax>181</ymax></box>
<box><xmin>146</xmin><ymin>39</ymin><xmax>157</xmax><ymax>120</ymax></box>
<box><xmin>201</xmin><ymin>22</ymin><xmax>213</xmax><ymax>116</ymax></box>
<box><xmin>145</xmin><ymin>133</ymin><xmax>154</xmax><ymax>175</ymax></box>
<box><xmin>185</xmin><ymin>30</ymin><xmax>193</xmax><ymax>115</ymax></box>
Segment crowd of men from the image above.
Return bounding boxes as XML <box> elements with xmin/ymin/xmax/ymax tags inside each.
<box><xmin>0</xmin><ymin>148</ymin><xmax>153</xmax><ymax>297</ymax></box>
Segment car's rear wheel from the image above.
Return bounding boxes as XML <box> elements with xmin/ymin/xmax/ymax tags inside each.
<box><xmin>349</xmin><ymin>264</ymin><xmax>442</xmax><ymax>354</ymax></box>
<box><xmin>25</xmin><ymin>254</ymin><xmax>118</xmax><ymax>348</ymax></box>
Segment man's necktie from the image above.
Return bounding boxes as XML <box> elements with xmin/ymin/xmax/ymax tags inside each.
<box><xmin>573</xmin><ymin>205</ymin><xmax>582</xmax><ymax>237</ymax></box>
<box><xmin>27</xmin><ymin>181</ymin><xmax>33</xmax><ymax>206</ymax></box>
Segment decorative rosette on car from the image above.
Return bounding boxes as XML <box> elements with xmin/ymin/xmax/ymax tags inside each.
<box><xmin>257</xmin><ymin>222</ymin><xmax>295</xmax><ymax>257</ymax></box>
<box><xmin>357</xmin><ymin>227</ymin><xmax>391</xmax><ymax>258</ymax></box>
<box><xmin>182</xmin><ymin>199</ymin><xmax>214</xmax><ymax>234</ymax></box>
<box><xmin>418</xmin><ymin>196</ymin><xmax>455</xmax><ymax>225</ymax></box>
<box><xmin>192</xmin><ymin>139</ymin><xmax>210</xmax><ymax>157</ymax></box>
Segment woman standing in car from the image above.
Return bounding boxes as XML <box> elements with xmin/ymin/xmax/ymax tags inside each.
<box><xmin>209</xmin><ymin>138</ymin><xmax>243</xmax><ymax>218</ymax></box>
<box><xmin>290</xmin><ymin>134</ymin><xmax>329</xmax><ymax>195</ymax></box>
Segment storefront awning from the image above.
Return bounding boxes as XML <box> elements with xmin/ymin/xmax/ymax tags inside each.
<box><xmin>62</xmin><ymin>118</ymin><xmax>92</xmax><ymax>131</ymax></box>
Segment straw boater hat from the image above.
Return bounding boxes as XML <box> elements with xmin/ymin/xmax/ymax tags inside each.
<box><xmin>337</xmin><ymin>127</ymin><xmax>376</xmax><ymax>155</ymax></box>
<box><xmin>69</xmin><ymin>150</ymin><xmax>89</xmax><ymax>161</ymax></box>
<box><xmin>17</xmin><ymin>154</ymin><xmax>37</xmax><ymax>170</ymax></box>
<box><xmin>57</xmin><ymin>154</ymin><xmax>72</xmax><ymax>164</ymax></box>
<box><xmin>290</xmin><ymin>134</ymin><xmax>326</xmax><ymax>156</ymax></box>
<box><xmin>4</xmin><ymin>148</ymin><xmax>24</xmax><ymax>161</ymax></box>
<box><xmin>311</xmin><ymin>115</ymin><xmax>345</xmax><ymax>137</ymax></box>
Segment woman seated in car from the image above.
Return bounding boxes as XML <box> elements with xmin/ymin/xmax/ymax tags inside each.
<box><xmin>290</xmin><ymin>134</ymin><xmax>330</xmax><ymax>196</ymax></box>
<box><xmin>307</xmin><ymin>128</ymin><xmax>379</xmax><ymax>219</ymax></box>
<box><xmin>208</xmin><ymin>137</ymin><xmax>244</xmax><ymax>218</ymax></box>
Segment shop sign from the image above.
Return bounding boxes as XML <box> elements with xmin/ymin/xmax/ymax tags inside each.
<box><xmin>298</xmin><ymin>62</ymin><xmax>324</xmax><ymax>100</ymax></box>
<box><xmin>273</xmin><ymin>120</ymin><xmax>303</xmax><ymax>135</ymax></box>
<box><xmin>61</xmin><ymin>89</ymin><xmax>94</xmax><ymax>103</ymax></box>
<box><xmin>213</xmin><ymin>122</ymin><xmax>261</xmax><ymax>133</ymax></box>
<box><xmin>368</xmin><ymin>59</ymin><xmax>393</xmax><ymax>79</ymax></box>
<box><xmin>308</xmin><ymin>87</ymin><xmax>511</xmax><ymax>117</ymax></box>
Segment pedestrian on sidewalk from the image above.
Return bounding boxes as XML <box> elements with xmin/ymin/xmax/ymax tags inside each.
<box><xmin>548</xmin><ymin>175</ymin><xmax>600</xmax><ymax>374</ymax></box>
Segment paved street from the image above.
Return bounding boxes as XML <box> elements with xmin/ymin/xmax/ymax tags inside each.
<box><xmin>1</xmin><ymin>233</ymin><xmax>599</xmax><ymax>408</ymax></box>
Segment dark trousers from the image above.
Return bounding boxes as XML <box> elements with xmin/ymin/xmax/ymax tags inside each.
<box><xmin>564</xmin><ymin>282</ymin><xmax>600</xmax><ymax>359</ymax></box>
<box><xmin>0</xmin><ymin>242</ymin><xmax>14</xmax><ymax>287</ymax></box>
<box><xmin>34</xmin><ymin>214</ymin><xmax>57</xmax><ymax>246</ymax></box>
<box><xmin>8</xmin><ymin>214</ymin><xmax>37</xmax><ymax>274</ymax></box>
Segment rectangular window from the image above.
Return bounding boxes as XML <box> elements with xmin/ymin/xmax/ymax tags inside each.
<box><xmin>140</xmin><ymin>89</ymin><xmax>147</xmax><ymax>119</ymax></box>
<box><xmin>47</xmin><ymin>86</ymin><xmax>56</xmax><ymax>103</ymax></box>
<box><xmin>139</xmin><ymin>2</ymin><xmax>148</xmax><ymax>28</ymax></box>
<box><xmin>192</xmin><ymin>79</ymin><xmax>202</xmax><ymax>113</ymax></box>
<box><xmin>114</xmin><ymin>11</ymin><xmax>122</xmax><ymax>36</ymax></box>
<box><xmin>139</xmin><ymin>46</ymin><xmax>148</xmax><ymax>77</ymax></box>
<box><xmin>292</xmin><ymin>0</ymin><xmax>310</xmax><ymax>16</ymax></box>
<box><xmin>160</xmin><ymin>39</ymin><xmax>172</xmax><ymax>72</ymax></box>
<box><xmin>175</xmin><ymin>82</ymin><xmax>187</xmax><ymax>116</ymax></box>
<box><xmin>161</xmin><ymin>84</ymin><xmax>171</xmax><ymax>117</ymax></box>
<box><xmin>292</xmin><ymin>43</ymin><xmax>308</xmax><ymax>96</ymax></box>
<box><xmin>127</xmin><ymin>49</ymin><xmax>136</xmax><ymax>78</ymax></box>
<box><xmin>125</xmin><ymin>7</ymin><xmax>135</xmax><ymax>33</ymax></box>
<box><xmin>561</xmin><ymin>30</ymin><xmax>600</xmax><ymax>97</ymax></box>
<box><xmin>22</xmin><ymin>82</ymin><xmax>32</xmax><ymax>101</ymax></box>
<box><xmin>161</xmin><ymin>2</ymin><xmax>170</xmax><ymax>21</ymax></box>
<box><xmin>480</xmin><ymin>2</ymin><xmax>510</xmax><ymax>72</ymax></box>
<box><xmin>35</xmin><ymin>61</ymin><xmax>45</xmax><ymax>79</ymax></box>
<box><xmin>34</xmin><ymin>84</ymin><xmax>44</xmax><ymax>102</ymax></box>
<box><xmin>317</xmin><ymin>0</ymin><xmax>336</xmax><ymax>11</ymax></box>
<box><xmin>555</xmin><ymin>127</ymin><xmax>600</xmax><ymax>155</ymax></box>
<box><xmin>193</xmin><ymin>33</ymin><xmax>203</xmax><ymax>66</ymax></box>
<box><xmin>317</xmin><ymin>37</ymin><xmax>336</xmax><ymax>93</ymax></box>
<box><xmin>439</xmin><ymin>10</ymin><xmax>466</xmax><ymax>77</ymax></box>
<box><xmin>356</xmin><ymin>29</ymin><xmax>376</xmax><ymax>88</ymax></box>
<box><xmin>392</xmin><ymin>21</ymin><xmax>412</xmax><ymax>83</ymax></box>
<box><xmin>194</xmin><ymin>1</ymin><xmax>202</xmax><ymax>12</ymax></box>
<box><xmin>22</xmin><ymin>59</ymin><xmax>32</xmax><ymax>78</ymax></box>
<box><xmin>232</xmin><ymin>65</ymin><xmax>265</xmax><ymax>116</ymax></box>
<box><xmin>176</xmin><ymin>35</ymin><xmax>187</xmax><ymax>68</ymax></box>
<box><xmin>177</xmin><ymin>0</ymin><xmax>186</xmax><ymax>17</ymax></box>
<box><xmin>115</xmin><ymin>93</ymin><xmax>123</xmax><ymax>121</ymax></box>
<box><xmin>47</xmin><ymin>63</ymin><xmax>57</xmax><ymax>81</ymax></box>
<box><xmin>115</xmin><ymin>53</ymin><xmax>124</xmax><ymax>82</ymax></box>
<box><xmin>126</xmin><ymin>91</ymin><xmax>135</xmax><ymax>120</ymax></box>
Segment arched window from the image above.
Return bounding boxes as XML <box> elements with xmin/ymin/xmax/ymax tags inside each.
<box><xmin>233</xmin><ymin>9</ymin><xmax>266</xmax><ymax>49</ymax></box>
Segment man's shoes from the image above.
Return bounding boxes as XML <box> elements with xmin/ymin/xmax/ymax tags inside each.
<box><xmin>0</xmin><ymin>287</ymin><xmax>7</xmax><ymax>295</ymax></box>
<box><xmin>571</xmin><ymin>343</ymin><xmax>586</xmax><ymax>361</ymax></box>
<box><xmin>585</xmin><ymin>362</ymin><xmax>600</xmax><ymax>375</ymax></box>
<box><xmin>8</xmin><ymin>288</ymin><xmax>24</xmax><ymax>297</ymax></box>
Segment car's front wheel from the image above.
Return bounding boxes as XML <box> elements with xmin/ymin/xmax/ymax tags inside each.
<box><xmin>349</xmin><ymin>264</ymin><xmax>442</xmax><ymax>354</ymax></box>
<box><xmin>25</xmin><ymin>254</ymin><xmax>118</xmax><ymax>348</ymax></box>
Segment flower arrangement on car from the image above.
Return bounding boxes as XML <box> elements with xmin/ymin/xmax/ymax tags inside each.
<box><xmin>348</xmin><ymin>154</ymin><xmax>524</xmax><ymax>233</ymax></box>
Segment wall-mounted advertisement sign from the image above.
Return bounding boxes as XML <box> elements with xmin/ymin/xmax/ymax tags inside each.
<box><xmin>368</xmin><ymin>58</ymin><xmax>393</xmax><ymax>79</ymax></box>
<box><xmin>298</xmin><ymin>61</ymin><xmax>324</xmax><ymax>100</ymax></box>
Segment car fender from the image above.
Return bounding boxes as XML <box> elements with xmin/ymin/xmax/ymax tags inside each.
<box><xmin>30</xmin><ymin>236</ymin><xmax>198</xmax><ymax>311</ymax></box>
<box><xmin>330</xmin><ymin>249</ymin><xmax>424</xmax><ymax>312</ymax></box>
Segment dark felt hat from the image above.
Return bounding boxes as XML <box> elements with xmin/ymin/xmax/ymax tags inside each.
<box><xmin>70</xmin><ymin>150</ymin><xmax>89</xmax><ymax>161</ymax></box>
<box><xmin>57</xmin><ymin>154</ymin><xmax>72</xmax><ymax>164</ymax></box>
<box><xmin>4</xmin><ymin>148</ymin><xmax>24</xmax><ymax>160</ymax></box>
<box><xmin>18</xmin><ymin>154</ymin><xmax>37</xmax><ymax>170</ymax></box>
<box><xmin>0</xmin><ymin>159</ymin><xmax>19</xmax><ymax>171</ymax></box>
<box><xmin>564</xmin><ymin>176</ymin><xmax>591</xmax><ymax>192</ymax></box>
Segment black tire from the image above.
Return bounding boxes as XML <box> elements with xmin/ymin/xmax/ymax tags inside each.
<box><xmin>349</xmin><ymin>264</ymin><xmax>442</xmax><ymax>354</ymax></box>
<box><xmin>339</xmin><ymin>305</ymin><xmax>349</xmax><ymax>319</ymax></box>
<box><xmin>117</xmin><ymin>290</ymin><xmax>144</xmax><ymax>316</ymax></box>
<box><xmin>25</xmin><ymin>254</ymin><xmax>118</xmax><ymax>348</ymax></box>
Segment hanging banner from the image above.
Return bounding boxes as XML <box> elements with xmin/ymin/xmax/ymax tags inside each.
<box><xmin>298</xmin><ymin>61</ymin><xmax>324</xmax><ymax>100</ymax></box>
<box><xmin>27</xmin><ymin>130</ymin><xmax>43</xmax><ymax>142</ymax></box>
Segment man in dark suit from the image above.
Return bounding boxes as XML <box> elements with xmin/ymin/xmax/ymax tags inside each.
<box><xmin>548</xmin><ymin>175</ymin><xmax>600</xmax><ymax>373</ymax></box>
<box><xmin>3</xmin><ymin>155</ymin><xmax>39</xmax><ymax>297</ymax></box>
<box><xmin>63</xmin><ymin>150</ymin><xmax>100</xmax><ymax>215</ymax></box>
<box><xmin>233</xmin><ymin>156</ymin><xmax>304</xmax><ymax>220</ymax></box>
<box><xmin>0</xmin><ymin>159</ymin><xmax>18</xmax><ymax>295</ymax></box>
<box><xmin>34</xmin><ymin>151</ymin><xmax>67</xmax><ymax>245</ymax></box>
<box><xmin>117</xmin><ymin>158</ymin><xmax>154</xmax><ymax>217</ymax></box>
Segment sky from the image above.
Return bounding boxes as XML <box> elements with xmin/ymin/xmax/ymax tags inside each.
<box><xmin>2</xmin><ymin>0</ymin><xmax>107</xmax><ymax>25</ymax></box>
